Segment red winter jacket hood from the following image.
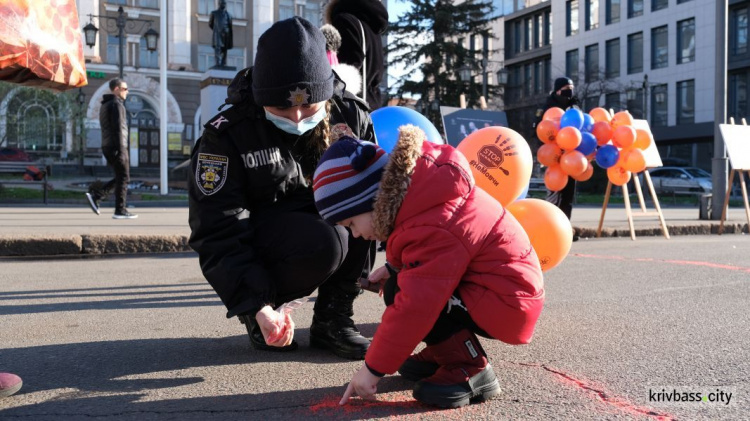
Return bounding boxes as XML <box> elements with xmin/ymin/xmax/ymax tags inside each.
<box><xmin>367</xmin><ymin>126</ymin><xmax>545</xmax><ymax>375</ymax></box>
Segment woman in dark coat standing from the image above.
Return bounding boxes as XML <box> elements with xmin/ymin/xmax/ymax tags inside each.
<box><xmin>324</xmin><ymin>0</ymin><xmax>388</xmax><ymax>110</ymax></box>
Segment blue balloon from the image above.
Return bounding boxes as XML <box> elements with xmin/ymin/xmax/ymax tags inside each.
<box><xmin>595</xmin><ymin>145</ymin><xmax>620</xmax><ymax>169</ymax></box>
<box><xmin>370</xmin><ymin>106</ymin><xmax>444</xmax><ymax>153</ymax></box>
<box><xmin>516</xmin><ymin>183</ymin><xmax>530</xmax><ymax>201</ymax></box>
<box><xmin>559</xmin><ymin>108</ymin><xmax>584</xmax><ymax>130</ymax></box>
<box><xmin>576</xmin><ymin>132</ymin><xmax>597</xmax><ymax>156</ymax></box>
<box><xmin>582</xmin><ymin>113</ymin><xmax>594</xmax><ymax>133</ymax></box>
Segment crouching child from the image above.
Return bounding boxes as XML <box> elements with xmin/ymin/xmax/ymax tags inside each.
<box><xmin>313</xmin><ymin>126</ymin><xmax>545</xmax><ymax>408</ymax></box>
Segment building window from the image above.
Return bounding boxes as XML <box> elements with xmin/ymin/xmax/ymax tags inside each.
<box><xmin>106</xmin><ymin>35</ymin><xmax>126</xmax><ymax>67</ymax></box>
<box><xmin>198</xmin><ymin>44</ymin><xmax>245</xmax><ymax>72</ymax></box>
<box><xmin>566</xmin><ymin>0</ymin><xmax>579</xmax><ymax>36</ymax></box>
<box><xmin>677</xmin><ymin>0</ymin><xmax>692</xmax><ymax>3</ymax></box>
<box><xmin>652</xmin><ymin>0</ymin><xmax>667</xmax><ymax>12</ymax></box>
<box><xmin>139</xmin><ymin>38</ymin><xmax>158</xmax><ymax>68</ymax></box>
<box><xmin>626</xmin><ymin>88</ymin><xmax>645</xmax><ymax>119</ymax></box>
<box><xmin>628</xmin><ymin>0</ymin><xmax>643</xmax><ymax>18</ymax></box>
<box><xmin>585</xmin><ymin>43</ymin><xmax>599</xmax><ymax>82</ymax></box>
<box><xmin>584</xmin><ymin>95</ymin><xmax>600</xmax><ymax>112</ymax></box>
<box><xmin>304</xmin><ymin>1</ymin><xmax>321</xmax><ymax>24</ymax></box>
<box><xmin>731</xmin><ymin>7</ymin><xmax>748</xmax><ymax>56</ymax></box>
<box><xmin>547</xmin><ymin>10</ymin><xmax>553</xmax><ymax>44</ymax></box>
<box><xmin>605</xmin><ymin>38</ymin><xmax>620</xmax><ymax>78</ymax></box>
<box><xmin>566</xmin><ymin>49</ymin><xmax>579</xmax><ymax>83</ymax></box>
<box><xmin>651</xmin><ymin>83</ymin><xmax>668</xmax><ymax>126</ymax></box>
<box><xmin>627</xmin><ymin>32</ymin><xmax>643</xmax><ymax>74</ymax></box>
<box><xmin>651</xmin><ymin>25</ymin><xmax>668</xmax><ymax>69</ymax></box>
<box><xmin>535</xmin><ymin>14</ymin><xmax>544</xmax><ymax>48</ymax></box>
<box><xmin>676</xmin><ymin>79</ymin><xmax>694</xmax><ymax>124</ymax></box>
<box><xmin>605</xmin><ymin>92</ymin><xmax>621</xmax><ymax>112</ymax></box>
<box><xmin>199</xmin><ymin>0</ymin><xmax>244</xmax><ymax>17</ymax></box>
<box><xmin>729</xmin><ymin>71</ymin><xmax>750</xmax><ymax>121</ymax></box>
<box><xmin>585</xmin><ymin>0</ymin><xmax>599</xmax><ymax>31</ymax></box>
<box><xmin>279</xmin><ymin>0</ymin><xmax>294</xmax><ymax>20</ymax></box>
<box><xmin>606</xmin><ymin>0</ymin><xmax>620</xmax><ymax>24</ymax></box>
<box><xmin>513</xmin><ymin>21</ymin><xmax>522</xmax><ymax>54</ymax></box>
<box><xmin>677</xmin><ymin>18</ymin><xmax>695</xmax><ymax>64</ymax></box>
<box><xmin>524</xmin><ymin>18</ymin><xmax>532</xmax><ymax>51</ymax></box>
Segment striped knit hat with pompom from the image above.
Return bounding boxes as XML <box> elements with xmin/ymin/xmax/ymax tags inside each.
<box><xmin>313</xmin><ymin>137</ymin><xmax>389</xmax><ymax>224</ymax></box>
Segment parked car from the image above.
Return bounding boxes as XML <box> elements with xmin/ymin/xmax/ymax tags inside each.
<box><xmin>644</xmin><ymin>167</ymin><xmax>712</xmax><ymax>195</ymax></box>
<box><xmin>0</xmin><ymin>147</ymin><xmax>32</xmax><ymax>162</ymax></box>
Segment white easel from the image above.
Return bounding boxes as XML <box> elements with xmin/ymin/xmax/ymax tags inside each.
<box><xmin>717</xmin><ymin>119</ymin><xmax>750</xmax><ymax>234</ymax></box>
<box><xmin>597</xmin><ymin>119</ymin><xmax>670</xmax><ymax>240</ymax></box>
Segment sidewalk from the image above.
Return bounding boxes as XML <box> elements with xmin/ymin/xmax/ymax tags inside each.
<box><xmin>0</xmin><ymin>203</ymin><xmax>748</xmax><ymax>256</ymax></box>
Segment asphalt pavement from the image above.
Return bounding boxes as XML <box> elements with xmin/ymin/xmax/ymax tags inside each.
<box><xmin>1</xmin><ymin>236</ymin><xmax>748</xmax><ymax>419</ymax></box>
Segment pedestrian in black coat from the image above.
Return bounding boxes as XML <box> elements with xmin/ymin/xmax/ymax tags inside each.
<box><xmin>542</xmin><ymin>77</ymin><xmax>580</xmax><ymax>239</ymax></box>
<box><xmin>86</xmin><ymin>78</ymin><xmax>137</xmax><ymax>219</ymax></box>
<box><xmin>325</xmin><ymin>0</ymin><xmax>389</xmax><ymax>110</ymax></box>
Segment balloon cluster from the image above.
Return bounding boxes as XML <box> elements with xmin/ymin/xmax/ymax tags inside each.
<box><xmin>536</xmin><ymin>107</ymin><xmax>652</xmax><ymax>189</ymax></box>
<box><xmin>371</xmin><ymin>106</ymin><xmax>574</xmax><ymax>272</ymax></box>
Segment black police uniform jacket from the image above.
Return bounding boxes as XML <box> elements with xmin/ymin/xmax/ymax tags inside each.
<box><xmin>188</xmin><ymin>69</ymin><xmax>375</xmax><ymax>319</ymax></box>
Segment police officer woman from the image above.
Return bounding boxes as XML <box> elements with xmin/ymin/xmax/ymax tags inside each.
<box><xmin>188</xmin><ymin>17</ymin><xmax>375</xmax><ymax>360</ymax></box>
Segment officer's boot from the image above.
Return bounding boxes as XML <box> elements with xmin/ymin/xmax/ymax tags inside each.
<box><xmin>310</xmin><ymin>286</ymin><xmax>370</xmax><ymax>360</ymax></box>
<box><xmin>412</xmin><ymin>329</ymin><xmax>501</xmax><ymax>408</ymax></box>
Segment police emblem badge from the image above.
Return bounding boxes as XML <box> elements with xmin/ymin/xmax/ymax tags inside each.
<box><xmin>195</xmin><ymin>153</ymin><xmax>228</xmax><ymax>195</ymax></box>
<box><xmin>288</xmin><ymin>87</ymin><xmax>311</xmax><ymax>106</ymax></box>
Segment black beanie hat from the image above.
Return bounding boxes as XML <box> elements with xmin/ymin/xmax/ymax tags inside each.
<box><xmin>252</xmin><ymin>17</ymin><xmax>334</xmax><ymax>107</ymax></box>
<box><xmin>554</xmin><ymin>77</ymin><xmax>574</xmax><ymax>92</ymax></box>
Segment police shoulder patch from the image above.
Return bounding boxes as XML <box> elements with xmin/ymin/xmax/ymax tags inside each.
<box><xmin>195</xmin><ymin>153</ymin><xmax>229</xmax><ymax>195</ymax></box>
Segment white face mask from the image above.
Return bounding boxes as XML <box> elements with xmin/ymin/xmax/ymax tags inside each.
<box><xmin>264</xmin><ymin>106</ymin><xmax>328</xmax><ymax>136</ymax></box>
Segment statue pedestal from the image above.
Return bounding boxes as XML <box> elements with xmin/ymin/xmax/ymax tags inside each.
<box><xmin>200</xmin><ymin>68</ymin><xmax>238</xmax><ymax>121</ymax></box>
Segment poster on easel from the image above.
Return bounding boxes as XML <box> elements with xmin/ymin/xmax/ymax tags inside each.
<box><xmin>717</xmin><ymin>124</ymin><xmax>750</xmax><ymax>234</ymax></box>
<box><xmin>440</xmin><ymin>107</ymin><xmax>508</xmax><ymax>147</ymax></box>
<box><xmin>718</xmin><ymin>124</ymin><xmax>750</xmax><ymax>170</ymax></box>
<box><xmin>631</xmin><ymin>119</ymin><xmax>663</xmax><ymax>169</ymax></box>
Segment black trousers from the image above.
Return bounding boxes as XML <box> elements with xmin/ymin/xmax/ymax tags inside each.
<box><xmin>92</xmin><ymin>148</ymin><xmax>130</xmax><ymax>213</ymax></box>
<box><xmin>382</xmin><ymin>272</ymin><xmax>488</xmax><ymax>346</ymax></box>
<box><xmin>545</xmin><ymin>177</ymin><xmax>576</xmax><ymax>220</ymax></box>
<box><xmin>251</xmin><ymin>210</ymin><xmax>374</xmax><ymax>306</ymax></box>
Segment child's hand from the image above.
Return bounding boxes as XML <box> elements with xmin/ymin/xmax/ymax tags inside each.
<box><xmin>256</xmin><ymin>306</ymin><xmax>295</xmax><ymax>347</ymax></box>
<box><xmin>361</xmin><ymin>265</ymin><xmax>389</xmax><ymax>294</ymax></box>
<box><xmin>339</xmin><ymin>365</ymin><xmax>381</xmax><ymax>405</ymax></box>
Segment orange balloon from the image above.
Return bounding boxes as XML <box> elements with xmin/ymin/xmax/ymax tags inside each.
<box><xmin>537</xmin><ymin>143</ymin><xmax>562</xmax><ymax>167</ymax></box>
<box><xmin>544</xmin><ymin>165</ymin><xmax>568</xmax><ymax>191</ymax></box>
<box><xmin>622</xmin><ymin>148</ymin><xmax>647</xmax><ymax>173</ymax></box>
<box><xmin>612</xmin><ymin>125</ymin><xmax>636</xmax><ymax>149</ymax></box>
<box><xmin>457</xmin><ymin>126</ymin><xmax>533</xmax><ymax>207</ymax></box>
<box><xmin>543</xmin><ymin>107</ymin><xmax>565</xmax><ymax>122</ymax></box>
<box><xmin>559</xmin><ymin>150</ymin><xmax>588</xmax><ymax>177</ymax></box>
<box><xmin>572</xmin><ymin>162</ymin><xmax>594</xmax><ymax>181</ymax></box>
<box><xmin>634</xmin><ymin>129</ymin><xmax>652</xmax><ymax>150</ymax></box>
<box><xmin>611</xmin><ymin>110</ymin><xmax>635</xmax><ymax>128</ymax></box>
<box><xmin>591</xmin><ymin>121</ymin><xmax>614</xmax><ymax>146</ymax></box>
<box><xmin>536</xmin><ymin>119</ymin><xmax>559</xmax><ymax>144</ymax></box>
<box><xmin>505</xmin><ymin>198</ymin><xmax>573</xmax><ymax>272</ymax></box>
<box><xmin>607</xmin><ymin>165</ymin><xmax>632</xmax><ymax>186</ymax></box>
<box><xmin>556</xmin><ymin>126</ymin><xmax>582</xmax><ymax>150</ymax></box>
<box><xmin>589</xmin><ymin>107</ymin><xmax>612</xmax><ymax>123</ymax></box>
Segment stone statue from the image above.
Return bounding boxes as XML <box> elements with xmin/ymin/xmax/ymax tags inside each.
<box><xmin>209</xmin><ymin>0</ymin><xmax>233</xmax><ymax>68</ymax></box>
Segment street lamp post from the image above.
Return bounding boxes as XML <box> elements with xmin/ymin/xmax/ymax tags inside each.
<box><xmin>82</xmin><ymin>7</ymin><xmax>159</xmax><ymax>78</ymax></box>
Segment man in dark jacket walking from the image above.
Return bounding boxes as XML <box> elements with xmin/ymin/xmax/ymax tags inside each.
<box><xmin>86</xmin><ymin>78</ymin><xmax>137</xmax><ymax>219</ymax></box>
<box><xmin>325</xmin><ymin>0</ymin><xmax>388</xmax><ymax>110</ymax></box>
